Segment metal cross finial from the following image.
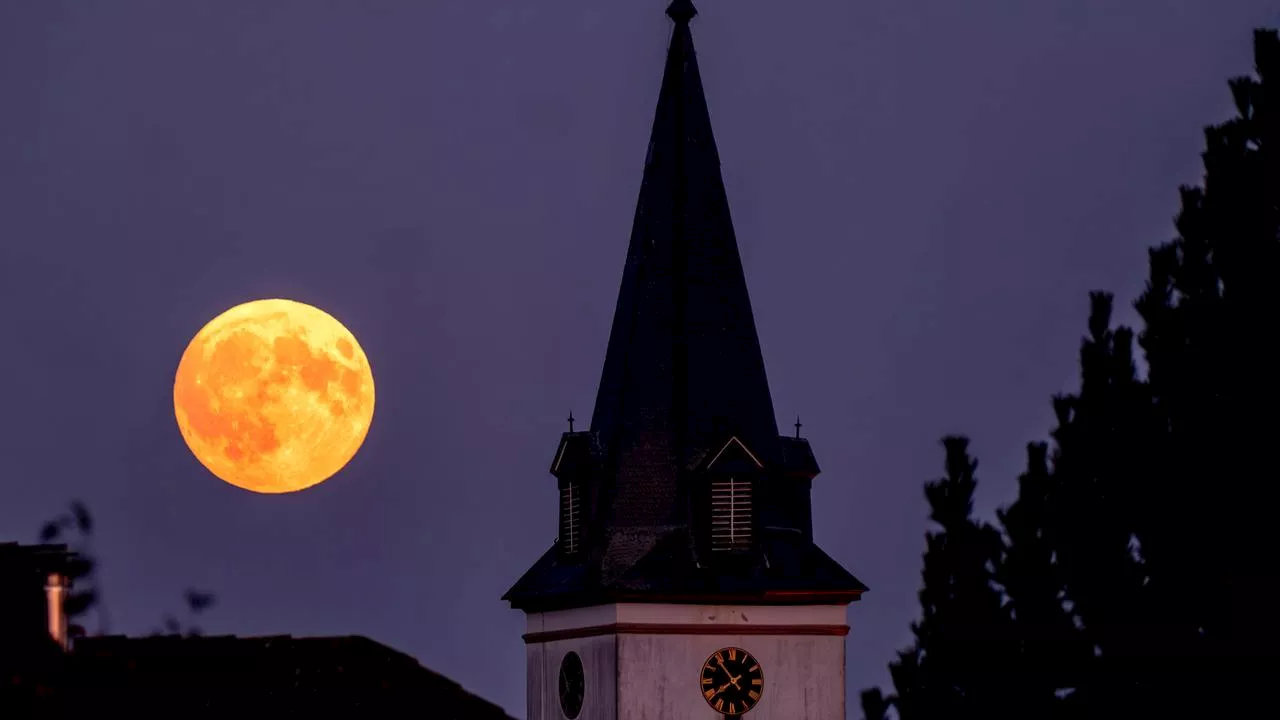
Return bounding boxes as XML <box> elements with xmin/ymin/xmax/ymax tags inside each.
<box><xmin>666</xmin><ymin>0</ymin><xmax>697</xmax><ymax>24</ymax></box>
<box><xmin>795</xmin><ymin>415</ymin><xmax>802</xmax><ymax>439</ymax></box>
<box><xmin>568</xmin><ymin>411</ymin><xmax>575</xmax><ymax>433</ymax></box>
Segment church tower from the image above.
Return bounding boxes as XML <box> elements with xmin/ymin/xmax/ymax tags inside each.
<box><xmin>504</xmin><ymin>2</ymin><xmax>866</xmax><ymax>718</ymax></box>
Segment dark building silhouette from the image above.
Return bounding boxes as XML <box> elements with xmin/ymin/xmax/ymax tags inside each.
<box><xmin>1</xmin><ymin>540</ymin><xmax>514</xmax><ymax>717</ymax></box>
<box><xmin>504</xmin><ymin>2</ymin><xmax>865</xmax><ymax>718</ymax></box>
<box><xmin>66</xmin><ymin>634</ymin><xmax>515</xmax><ymax>717</ymax></box>
<box><xmin>0</xmin><ymin>542</ymin><xmax>75</xmax><ymax>653</ymax></box>
<box><xmin>1</xmin><ymin>542</ymin><xmax>77</xmax><ymax>713</ymax></box>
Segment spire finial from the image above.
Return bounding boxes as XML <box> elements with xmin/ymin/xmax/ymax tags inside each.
<box><xmin>795</xmin><ymin>415</ymin><xmax>803</xmax><ymax>439</ymax></box>
<box><xmin>568</xmin><ymin>411</ymin><xmax>576</xmax><ymax>433</ymax></box>
<box><xmin>666</xmin><ymin>0</ymin><xmax>697</xmax><ymax>24</ymax></box>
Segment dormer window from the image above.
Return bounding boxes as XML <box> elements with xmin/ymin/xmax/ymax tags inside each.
<box><xmin>710</xmin><ymin>476</ymin><xmax>752</xmax><ymax>551</ymax></box>
<box><xmin>560</xmin><ymin>482</ymin><xmax>581</xmax><ymax>554</ymax></box>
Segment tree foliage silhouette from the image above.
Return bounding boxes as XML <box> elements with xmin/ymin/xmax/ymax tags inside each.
<box><xmin>884</xmin><ymin>438</ymin><xmax>1014</xmax><ymax>720</ymax></box>
<box><xmin>38</xmin><ymin>501</ymin><xmax>218</xmax><ymax>639</ymax></box>
<box><xmin>991</xmin><ymin>441</ymin><xmax>1087</xmax><ymax>718</ymax></box>
<box><xmin>40</xmin><ymin>500</ymin><xmax>110</xmax><ymax>637</ymax></box>
<box><xmin>864</xmin><ymin>27</ymin><xmax>1279</xmax><ymax>720</ymax></box>
<box><xmin>1129</xmin><ymin>26</ymin><xmax>1280</xmax><ymax>711</ymax></box>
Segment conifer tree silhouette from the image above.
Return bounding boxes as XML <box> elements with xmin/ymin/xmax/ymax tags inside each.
<box><xmin>1036</xmin><ymin>294</ymin><xmax>1152</xmax><ymax>715</ymax></box>
<box><xmin>993</xmin><ymin>442</ymin><xmax>1087</xmax><ymax>718</ymax></box>
<box><xmin>864</xmin><ymin>26</ymin><xmax>1279</xmax><ymax>720</ymax></box>
<box><xmin>1131</xmin><ymin>26</ymin><xmax>1280</xmax><ymax>715</ymax></box>
<box><xmin>873</xmin><ymin>438</ymin><xmax>1014</xmax><ymax>720</ymax></box>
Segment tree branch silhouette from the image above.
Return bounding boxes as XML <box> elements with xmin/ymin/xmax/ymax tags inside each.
<box><xmin>39</xmin><ymin>500</ymin><xmax>217</xmax><ymax>639</ymax></box>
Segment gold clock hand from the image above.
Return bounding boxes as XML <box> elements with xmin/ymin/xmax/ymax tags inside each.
<box><xmin>716</xmin><ymin>656</ymin><xmax>735</xmax><ymax>681</ymax></box>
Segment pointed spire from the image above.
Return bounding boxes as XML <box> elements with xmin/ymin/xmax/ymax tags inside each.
<box><xmin>667</xmin><ymin>0</ymin><xmax>697</xmax><ymax>24</ymax></box>
<box><xmin>590</xmin><ymin>0</ymin><xmax>778</xmax><ymax>533</ymax></box>
<box><xmin>502</xmin><ymin>1</ymin><xmax>868</xmax><ymax>612</ymax></box>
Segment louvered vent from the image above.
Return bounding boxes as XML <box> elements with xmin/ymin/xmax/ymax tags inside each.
<box><xmin>710</xmin><ymin>476</ymin><xmax>752</xmax><ymax>551</ymax></box>
<box><xmin>560</xmin><ymin>483</ymin><xmax>581</xmax><ymax>554</ymax></box>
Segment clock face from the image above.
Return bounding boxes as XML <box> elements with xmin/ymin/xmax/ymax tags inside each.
<box><xmin>699</xmin><ymin>646</ymin><xmax>764</xmax><ymax>716</ymax></box>
<box><xmin>558</xmin><ymin>651</ymin><xmax>585</xmax><ymax>719</ymax></box>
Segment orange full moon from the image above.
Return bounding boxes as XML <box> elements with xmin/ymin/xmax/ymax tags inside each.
<box><xmin>173</xmin><ymin>299</ymin><xmax>375</xmax><ymax>494</ymax></box>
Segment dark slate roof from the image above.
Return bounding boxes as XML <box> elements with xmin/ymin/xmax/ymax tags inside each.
<box><xmin>0</xmin><ymin>542</ymin><xmax>77</xmax><ymax>575</ymax></box>
<box><xmin>506</xmin><ymin>529</ymin><xmax>867</xmax><ymax>613</ymax></box>
<box><xmin>614</xmin><ymin>529</ymin><xmax>867</xmax><ymax>597</ymax></box>
<box><xmin>1</xmin><ymin>542</ymin><xmax>76</xmax><ymax>699</ymax></box>
<box><xmin>65</xmin><ymin>634</ymin><xmax>516</xmax><ymax>717</ymax></box>
<box><xmin>777</xmin><ymin>437</ymin><xmax>821</xmax><ymax>478</ymax></box>
<box><xmin>1</xmin><ymin>542</ymin><xmax>76</xmax><ymax>646</ymax></box>
<box><xmin>551</xmin><ymin>430</ymin><xmax>596</xmax><ymax>477</ymax></box>
<box><xmin>505</xmin><ymin>1</ymin><xmax>866</xmax><ymax>612</ymax></box>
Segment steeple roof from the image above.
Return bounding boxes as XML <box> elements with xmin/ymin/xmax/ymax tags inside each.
<box><xmin>588</xmin><ymin>0</ymin><xmax>779</xmax><ymax>530</ymax></box>
<box><xmin>504</xmin><ymin>1</ymin><xmax>866</xmax><ymax>612</ymax></box>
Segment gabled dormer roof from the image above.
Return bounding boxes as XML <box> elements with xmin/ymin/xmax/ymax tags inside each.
<box><xmin>777</xmin><ymin>436</ymin><xmax>821</xmax><ymax>478</ymax></box>
<box><xmin>550</xmin><ymin>431</ymin><xmax>595</xmax><ymax>478</ymax></box>
<box><xmin>694</xmin><ymin>436</ymin><xmax>765</xmax><ymax>475</ymax></box>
